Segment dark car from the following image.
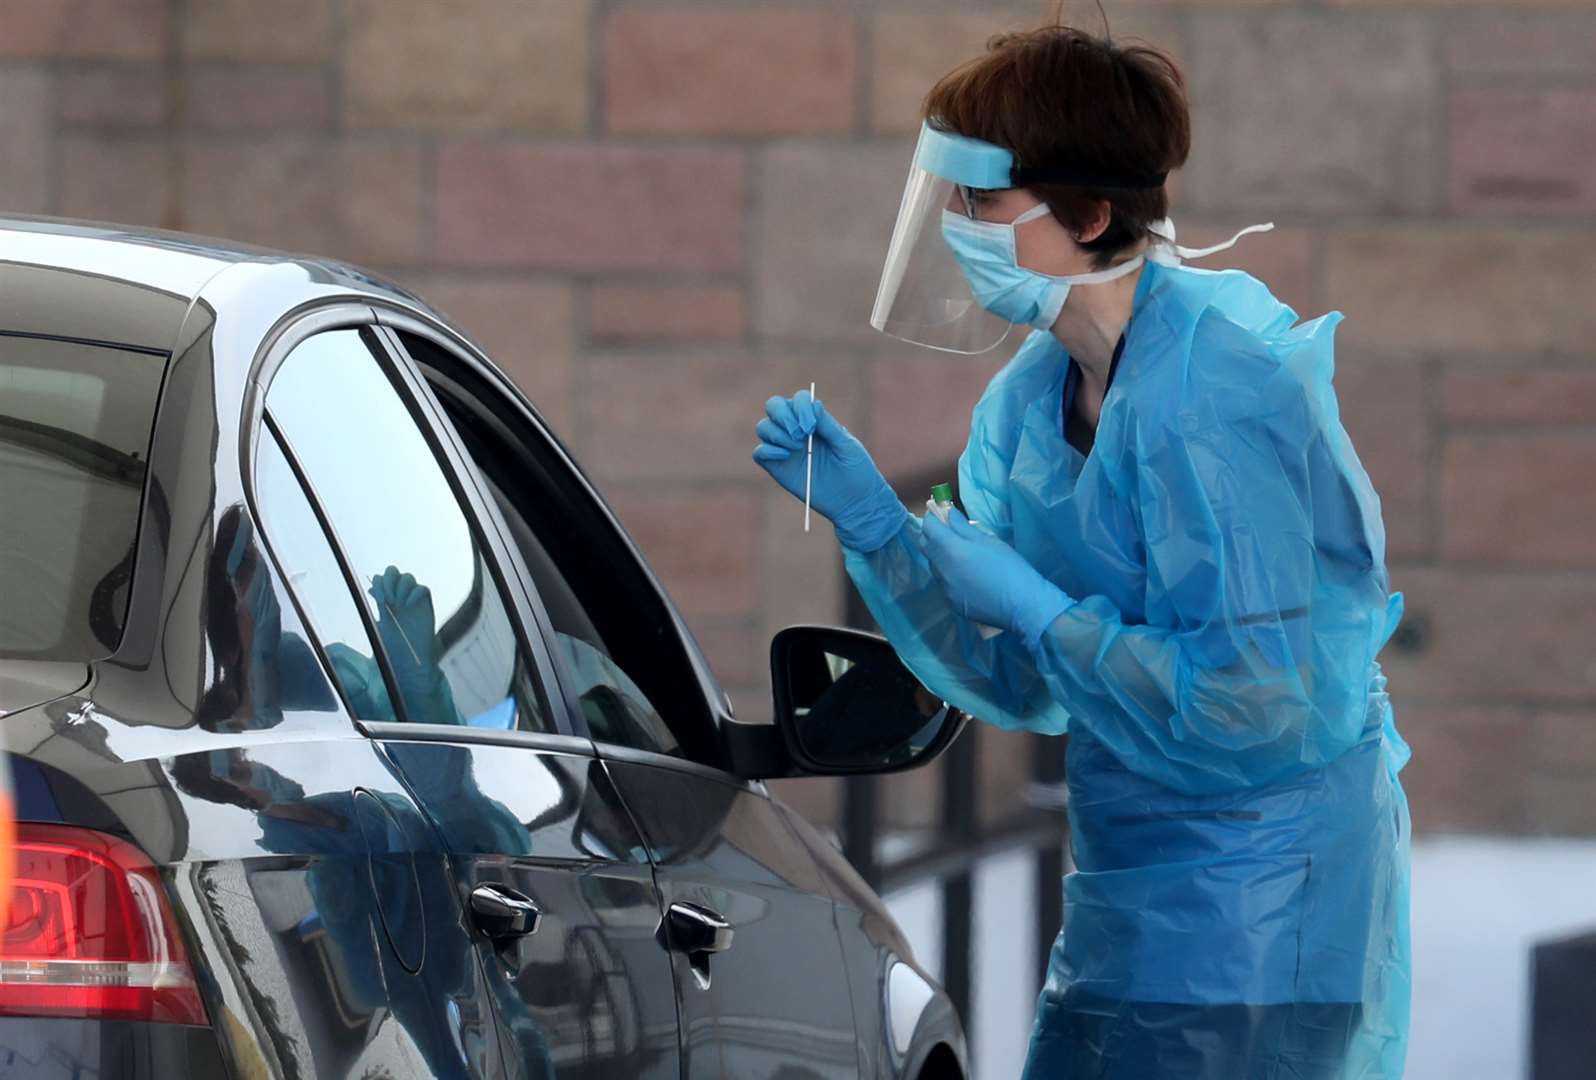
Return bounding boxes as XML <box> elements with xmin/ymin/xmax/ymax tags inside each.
<box><xmin>0</xmin><ymin>217</ymin><xmax>970</xmax><ymax>1080</ymax></box>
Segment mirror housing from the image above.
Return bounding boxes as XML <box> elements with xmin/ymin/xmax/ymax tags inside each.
<box><xmin>722</xmin><ymin>625</ymin><xmax>966</xmax><ymax>780</ymax></box>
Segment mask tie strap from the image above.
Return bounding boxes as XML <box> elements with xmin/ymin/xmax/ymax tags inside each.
<box><xmin>1146</xmin><ymin>219</ymin><xmax>1275</xmax><ymax>266</ymax></box>
<box><xmin>1173</xmin><ymin>222</ymin><xmax>1276</xmax><ymax>261</ymax></box>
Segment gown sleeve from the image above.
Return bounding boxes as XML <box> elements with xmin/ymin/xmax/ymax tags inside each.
<box><xmin>844</xmin><ymin>519</ymin><xmax>1069</xmax><ymax>734</ymax></box>
<box><xmin>841</xmin><ymin>342</ymin><xmax>1070</xmax><ymax>735</ymax></box>
<box><xmin>1027</xmin><ymin>320</ymin><xmax>1398</xmax><ymax>794</ymax></box>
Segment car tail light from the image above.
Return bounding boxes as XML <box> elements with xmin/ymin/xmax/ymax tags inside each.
<box><xmin>0</xmin><ymin>823</ymin><xmax>207</xmax><ymax>1024</ymax></box>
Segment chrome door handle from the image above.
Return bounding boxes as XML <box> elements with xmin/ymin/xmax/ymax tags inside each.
<box><xmin>470</xmin><ymin>884</ymin><xmax>541</xmax><ymax>940</ymax></box>
<box><xmin>664</xmin><ymin>902</ymin><xmax>733</xmax><ymax>955</ymax></box>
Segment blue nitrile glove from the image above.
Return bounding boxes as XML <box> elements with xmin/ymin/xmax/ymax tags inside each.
<box><xmin>921</xmin><ymin>508</ymin><xmax>1075</xmax><ymax>648</ymax></box>
<box><xmin>753</xmin><ymin>389</ymin><xmax>909</xmax><ymax>552</ymax></box>
<box><xmin>369</xmin><ymin>566</ymin><xmax>449</xmax><ymax>718</ymax></box>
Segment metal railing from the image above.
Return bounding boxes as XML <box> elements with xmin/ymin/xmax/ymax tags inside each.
<box><xmin>840</xmin><ymin>730</ymin><xmax>1069</xmax><ymax>1033</ymax></box>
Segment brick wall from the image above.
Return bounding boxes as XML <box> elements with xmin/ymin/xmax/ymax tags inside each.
<box><xmin>7</xmin><ymin>0</ymin><xmax>1592</xmax><ymax>836</ymax></box>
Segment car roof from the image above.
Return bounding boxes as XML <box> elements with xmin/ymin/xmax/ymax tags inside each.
<box><xmin>0</xmin><ymin>215</ymin><xmax>423</xmax><ymax>353</ymax></box>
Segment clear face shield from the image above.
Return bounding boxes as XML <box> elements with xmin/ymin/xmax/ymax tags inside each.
<box><xmin>870</xmin><ymin>124</ymin><xmax>1019</xmax><ymax>355</ymax></box>
<box><xmin>872</xmin><ymin>123</ymin><xmax>1215</xmax><ymax>356</ymax></box>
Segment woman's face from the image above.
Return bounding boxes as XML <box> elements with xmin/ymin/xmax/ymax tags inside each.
<box><xmin>952</xmin><ymin>184</ymin><xmax>1114</xmax><ymax>278</ymax></box>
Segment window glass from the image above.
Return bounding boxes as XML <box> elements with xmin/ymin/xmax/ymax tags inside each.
<box><xmin>255</xmin><ymin>426</ymin><xmax>393</xmax><ymax>722</ymax></box>
<box><xmin>483</xmin><ymin>474</ymin><xmax>681</xmax><ymax>757</ymax></box>
<box><xmin>0</xmin><ymin>336</ymin><xmax>165</xmax><ymax>659</ymax></box>
<box><xmin>402</xmin><ymin>330</ymin><xmax>721</xmax><ymax>763</ymax></box>
<box><xmin>264</xmin><ymin>329</ymin><xmax>549</xmax><ymax>732</ymax></box>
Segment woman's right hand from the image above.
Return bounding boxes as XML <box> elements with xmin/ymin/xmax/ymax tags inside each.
<box><xmin>753</xmin><ymin>389</ymin><xmax>908</xmax><ymax>552</ymax></box>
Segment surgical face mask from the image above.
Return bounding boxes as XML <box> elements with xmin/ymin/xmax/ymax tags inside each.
<box><xmin>940</xmin><ymin>202</ymin><xmax>1146</xmax><ymax>330</ymax></box>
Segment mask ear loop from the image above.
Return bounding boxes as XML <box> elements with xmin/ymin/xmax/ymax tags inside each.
<box><xmin>1007</xmin><ymin>201</ymin><xmax>1154</xmax><ymax>286</ymax></box>
<box><xmin>1009</xmin><ymin>202</ymin><xmax>1055</xmax><ymax>227</ymax></box>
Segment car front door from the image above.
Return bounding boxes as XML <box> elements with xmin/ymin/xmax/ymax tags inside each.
<box><xmin>388</xmin><ymin>323</ymin><xmax>863</xmax><ymax>1079</ymax></box>
<box><xmin>601</xmin><ymin>760</ymin><xmax>863</xmax><ymax>1079</ymax></box>
<box><xmin>253</xmin><ymin>322</ymin><xmax>681</xmax><ymax>1079</ymax></box>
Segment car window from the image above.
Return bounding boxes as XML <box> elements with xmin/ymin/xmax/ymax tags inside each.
<box><xmin>0</xmin><ymin>335</ymin><xmax>165</xmax><ymax>659</ymax></box>
<box><xmin>255</xmin><ymin>425</ymin><xmax>393</xmax><ymax>722</ymax></box>
<box><xmin>398</xmin><ymin>331</ymin><xmax>721</xmax><ymax>765</ymax></box>
<box><xmin>482</xmin><ymin>473</ymin><xmax>681</xmax><ymax>757</ymax></box>
<box><xmin>262</xmin><ymin>328</ymin><xmax>550</xmax><ymax>733</ymax></box>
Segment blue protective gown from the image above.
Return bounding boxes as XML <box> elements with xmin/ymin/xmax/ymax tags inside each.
<box><xmin>845</xmin><ymin>259</ymin><xmax>1412</xmax><ymax>1078</ymax></box>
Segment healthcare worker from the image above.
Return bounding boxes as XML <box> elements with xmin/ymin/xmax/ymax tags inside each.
<box><xmin>754</xmin><ymin>24</ymin><xmax>1411</xmax><ymax>1080</ymax></box>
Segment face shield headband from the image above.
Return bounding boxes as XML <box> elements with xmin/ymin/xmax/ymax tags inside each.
<box><xmin>910</xmin><ymin>121</ymin><xmax>1170</xmax><ymax>193</ymax></box>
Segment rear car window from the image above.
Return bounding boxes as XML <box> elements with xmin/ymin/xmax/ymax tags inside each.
<box><xmin>0</xmin><ymin>335</ymin><xmax>165</xmax><ymax>659</ymax></box>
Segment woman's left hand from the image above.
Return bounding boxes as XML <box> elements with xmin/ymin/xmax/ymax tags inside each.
<box><xmin>921</xmin><ymin>509</ymin><xmax>1075</xmax><ymax>647</ymax></box>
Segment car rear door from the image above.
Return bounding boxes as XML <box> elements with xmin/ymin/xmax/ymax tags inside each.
<box><xmin>386</xmin><ymin>321</ymin><xmax>863</xmax><ymax>1079</ymax></box>
<box><xmin>253</xmin><ymin>322</ymin><xmax>681</xmax><ymax>1079</ymax></box>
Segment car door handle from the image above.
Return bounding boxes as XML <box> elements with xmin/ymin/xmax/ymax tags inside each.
<box><xmin>470</xmin><ymin>884</ymin><xmax>541</xmax><ymax>940</ymax></box>
<box><xmin>664</xmin><ymin>902</ymin><xmax>733</xmax><ymax>955</ymax></box>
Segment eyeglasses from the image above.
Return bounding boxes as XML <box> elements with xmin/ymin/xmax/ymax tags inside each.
<box><xmin>953</xmin><ymin>186</ymin><xmax>1047</xmax><ymax>225</ymax></box>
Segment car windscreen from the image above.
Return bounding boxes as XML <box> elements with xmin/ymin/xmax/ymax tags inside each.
<box><xmin>0</xmin><ymin>334</ymin><xmax>166</xmax><ymax>660</ymax></box>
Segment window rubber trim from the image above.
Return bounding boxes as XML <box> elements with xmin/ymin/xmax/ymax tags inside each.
<box><xmin>357</xmin><ymin>720</ymin><xmax>595</xmax><ymax>759</ymax></box>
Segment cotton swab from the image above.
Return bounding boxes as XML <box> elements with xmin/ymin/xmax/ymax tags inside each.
<box><xmin>803</xmin><ymin>382</ymin><xmax>816</xmax><ymax>532</ymax></box>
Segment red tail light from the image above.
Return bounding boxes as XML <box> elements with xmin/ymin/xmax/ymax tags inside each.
<box><xmin>0</xmin><ymin>823</ymin><xmax>207</xmax><ymax>1025</ymax></box>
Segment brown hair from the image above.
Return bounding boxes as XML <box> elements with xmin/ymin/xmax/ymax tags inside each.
<box><xmin>923</xmin><ymin>23</ymin><xmax>1191</xmax><ymax>269</ymax></box>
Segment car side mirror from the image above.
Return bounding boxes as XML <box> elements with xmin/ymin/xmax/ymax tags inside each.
<box><xmin>767</xmin><ymin>625</ymin><xmax>965</xmax><ymax>776</ymax></box>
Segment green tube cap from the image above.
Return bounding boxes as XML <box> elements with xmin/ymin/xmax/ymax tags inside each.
<box><xmin>930</xmin><ymin>482</ymin><xmax>954</xmax><ymax>505</ymax></box>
